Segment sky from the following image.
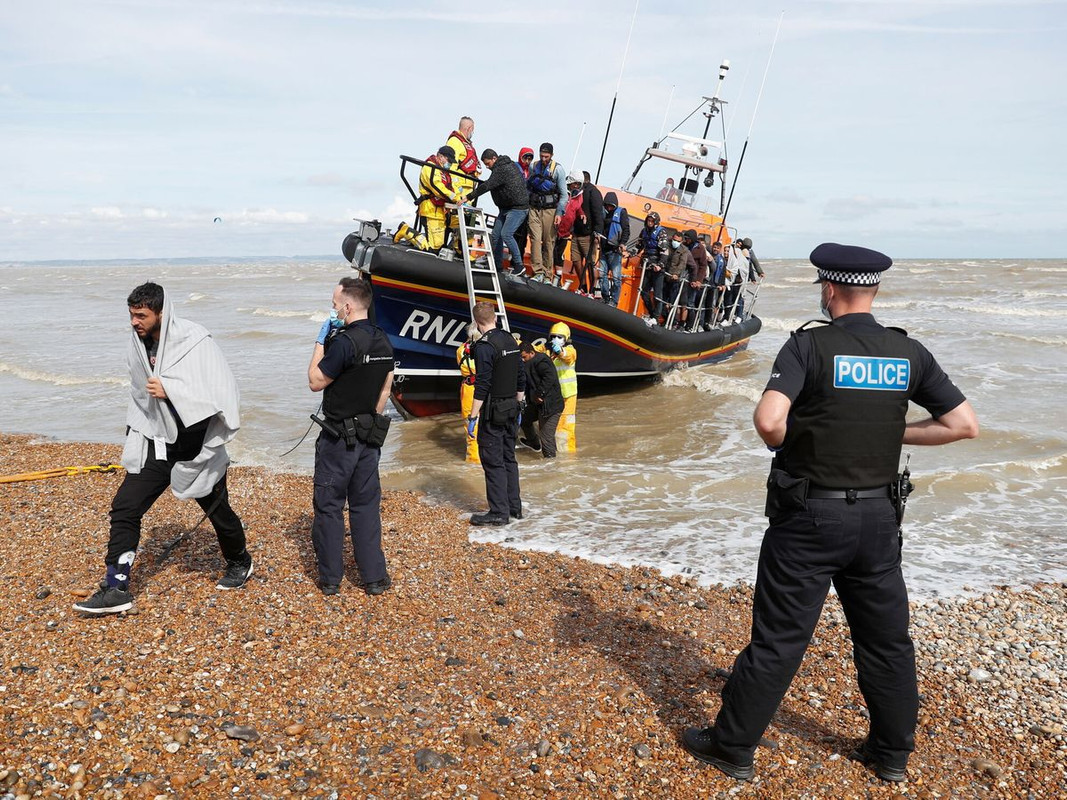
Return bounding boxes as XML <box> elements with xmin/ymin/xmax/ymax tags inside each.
<box><xmin>2</xmin><ymin>0</ymin><xmax>1065</xmax><ymax>261</ymax></box>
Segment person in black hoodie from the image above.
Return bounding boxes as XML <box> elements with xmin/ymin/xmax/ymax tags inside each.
<box><xmin>518</xmin><ymin>341</ymin><xmax>564</xmax><ymax>458</ymax></box>
<box><xmin>467</xmin><ymin>148</ymin><xmax>530</xmax><ymax>275</ymax></box>
<box><xmin>572</xmin><ymin>171</ymin><xmax>604</xmax><ymax>293</ymax></box>
<box><xmin>597</xmin><ymin>191</ymin><xmax>630</xmax><ymax>306</ymax></box>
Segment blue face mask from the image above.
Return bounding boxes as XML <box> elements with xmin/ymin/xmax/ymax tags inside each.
<box><xmin>329</xmin><ymin>309</ymin><xmax>344</xmax><ymax>328</ymax></box>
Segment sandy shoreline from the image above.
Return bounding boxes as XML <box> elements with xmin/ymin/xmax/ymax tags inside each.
<box><xmin>1</xmin><ymin>432</ymin><xmax>1064</xmax><ymax>798</ymax></box>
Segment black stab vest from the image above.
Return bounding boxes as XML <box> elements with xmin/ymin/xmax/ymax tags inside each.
<box><xmin>482</xmin><ymin>328</ymin><xmax>521</xmax><ymax>398</ymax></box>
<box><xmin>777</xmin><ymin>322</ymin><xmax>917</xmax><ymax>488</ymax></box>
<box><xmin>322</xmin><ymin>323</ymin><xmax>394</xmax><ymax>422</ymax></box>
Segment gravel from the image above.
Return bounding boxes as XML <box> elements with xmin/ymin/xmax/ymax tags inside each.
<box><xmin>1</xmin><ymin>432</ymin><xmax>1064</xmax><ymax>797</ymax></box>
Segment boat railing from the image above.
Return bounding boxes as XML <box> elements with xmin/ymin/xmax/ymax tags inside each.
<box><xmin>395</xmin><ymin>155</ymin><xmax>497</xmax><ymax>244</ymax></box>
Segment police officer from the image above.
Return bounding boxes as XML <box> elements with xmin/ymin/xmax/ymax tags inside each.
<box><xmin>466</xmin><ymin>301</ymin><xmax>526</xmax><ymax>525</ymax></box>
<box><xmin>308</xmin><ymin>277</ymin><xmax>395</xmax><ymax>596</ymax></box>
<box><xmin>683</xmin><ymin>243</ymin><xmax>979</xmax><ymax>782</ymax></box>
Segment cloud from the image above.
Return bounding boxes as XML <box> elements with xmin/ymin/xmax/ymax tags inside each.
<box><xmin>763</xmin><ymin>189</ymin><xmax>805</xmax><ymax>204</ymax></box>
<box><xmin>91</xmin><ymin>206</ymin><xmax>125</xmax><ymax>220</ymax></box>
<box><xmin>823</xmin><ymin>195</ymin><xmax>919</xmax><ymax>221</ymax></box>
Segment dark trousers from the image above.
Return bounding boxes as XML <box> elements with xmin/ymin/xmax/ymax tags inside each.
<box><xmin>521</xmin><ymin>407</ymin><xmax>561</xmax><ymax>458</ymax></box>
<box><xmin>514</xmin><ymin>216</ymin><xmax>529</xmax><ymax>262</ymax></box>
<box><xmin>311</xmin><ymin>433</ymin><xmax>387</xmax><ymax>586</ymax></box>
<box><xmin>477</xmin><ymin>415</ymin><xmax>521</xmax><ymax>515</ymax></box>
<box><xmin>107</xmin><ymin>452</ymin><xmax>246</xmax><ymax>566</ymax></box>
<box><xmin>641</xmin><ymin>267</ymin><xmax>665</xmax><ymax>317</ymax></box>
<box><xmin>713</xmin><ymin>497</ymin><xmax>916</xmax><ymax>769</ymax></box>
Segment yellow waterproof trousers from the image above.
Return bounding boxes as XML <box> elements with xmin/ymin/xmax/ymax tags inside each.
<box><xmin>460</xmin><ymin>381</ymin><xmax>480</xmax><ymax>463</ymax></box>
<box><xmin>557</xmin><ymin>394</ymin><xmax>577</xmax><ymax>453</ymax></box>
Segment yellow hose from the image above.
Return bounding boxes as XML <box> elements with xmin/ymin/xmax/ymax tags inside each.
<box><xmin>0</xmin><ymin>463</ymin><xmax>124</xmax><ymax>485</ymax></box>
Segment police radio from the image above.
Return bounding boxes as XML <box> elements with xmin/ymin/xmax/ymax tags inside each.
<box><xmin>891</xmin><ymin>453</ymin><xmax>915</xmax><ymax>532</ymax></box>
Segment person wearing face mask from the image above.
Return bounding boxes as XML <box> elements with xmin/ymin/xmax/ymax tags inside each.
<box><xmin>307</xmin><ymin>277</ymin><xmax>395</xmax><ymax>597</ymax></box>
<box><xmin>682</xmin><ymin>243</ymin><xmax>979</xmax><ymax>784</ymax></box>
<box><xmin>73</xmin><ymin>282</ymin><xmax>251</xmax><ymax>615</ymax></box>
<box><xmin>663</xmin><ymin>230</ymin><xmax>696</xmax><ymax>327</ymax></box>
<box><xmin>681</xmin><ymin>229</ymin><xmax>709</xmax><ymax>330</ymax></box>
<box><xmin>537</xmin><ymin>321</ymin><xmax>578</xmax><ymax>452</ymax></box>
<box><xmin>394</xmin><ymin>145</ymin><xmax>464</xmax><ymax>253</ymax></box>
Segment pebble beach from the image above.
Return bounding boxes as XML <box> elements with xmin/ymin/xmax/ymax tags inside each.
<box><xmin>1</xmin><ymin>432</ymin><xmax>1064</xmax><ymax>799</ymax></box>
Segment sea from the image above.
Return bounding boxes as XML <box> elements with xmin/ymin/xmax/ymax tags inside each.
<box><xmin>1</xmin><ymin>257</ymin><xmax>1064</xmax><ymax>598</ymax></box>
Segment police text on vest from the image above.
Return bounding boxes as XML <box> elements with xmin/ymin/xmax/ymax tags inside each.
<box><xmin>833</xmin><ymin>355</ymin><xmax>911</xmax><ymax>391</ymax></box>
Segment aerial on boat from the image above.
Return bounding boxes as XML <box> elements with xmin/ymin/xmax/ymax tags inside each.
<box><xmin>341</xmin><ymin>60</ymin><xmax>764</xmax><ymax>418</ymax></box>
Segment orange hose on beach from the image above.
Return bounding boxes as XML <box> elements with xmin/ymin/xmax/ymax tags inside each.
<box><xmin>0</xmin><ymin>463</ymin><xmax>123</xmax><ymax>484</ymax></box>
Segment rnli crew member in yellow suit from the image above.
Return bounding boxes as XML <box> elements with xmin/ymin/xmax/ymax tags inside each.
<box><xmin>394</xmin><ymin>145</ymin><xmax>463</xmax><ymax>252</ymax></box>
<box><xmin>446</xmin><ymin>116</ymin><xmax>481</xmax><ymax>198</ymax></box>
<box><xmin>540</xmin><ymin>321</ymin><xmax>578</xmax><ymax>452</ymax></box>
<box><xmin>456</xmin><ymin>323</ymin><xmax>481</xmax><ymax>463</ymax></box>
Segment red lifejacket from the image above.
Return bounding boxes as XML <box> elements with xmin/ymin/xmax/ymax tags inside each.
<box><xmin>449</xmin><ymin>131</ymin><xmax>479</xmax><ymax>175</ymax></box>
<box><xmin>422</xmin><ymin>154</ymin><xmax>454</xmax><ymax>208</ymax></box>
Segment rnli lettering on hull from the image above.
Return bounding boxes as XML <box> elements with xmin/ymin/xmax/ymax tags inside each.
<box><xmin>398</xmin><ymin>310</ymin><xmax>469</xmax><ymax>347</ymax></box>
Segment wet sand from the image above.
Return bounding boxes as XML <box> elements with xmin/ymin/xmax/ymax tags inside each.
<box><xmin>1</xmin><ymin>432</ymin><xmax>1063</xmax><ymax>798</ymax></box>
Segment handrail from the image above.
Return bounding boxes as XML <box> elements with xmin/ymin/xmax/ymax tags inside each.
<box><xmin>398</xmin><ymin>154</ymin><xmax>483</xmax><ymax>203</ymax></box>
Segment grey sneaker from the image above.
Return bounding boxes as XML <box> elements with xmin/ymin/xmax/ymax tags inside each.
<box><xmin>73</xmin><ymin>583</ymin><xmax>133</xmax><ymax>615</ymax></box>
<box><xmin>216</xmin><ymin>558</ymin><xmax>254</xmax><ymax>590</ymax></box>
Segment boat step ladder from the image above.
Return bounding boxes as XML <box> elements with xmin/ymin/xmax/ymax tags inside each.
<box><xmin>448</xmin><ymin>203</ymin><xmax>510</xmax><ymax>332</ymax></box>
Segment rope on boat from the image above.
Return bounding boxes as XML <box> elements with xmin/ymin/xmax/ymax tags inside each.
<box><xmin>0</xmin><ymin>463</ymin><xmax>124</xmax><ymax>485</ymax></box>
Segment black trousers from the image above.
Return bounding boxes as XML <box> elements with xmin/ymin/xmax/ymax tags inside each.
<box><xmin>311</xmin><ymin>433</ymin><xmax>387</xmax><ymax>586</ymax></box>
<box><xmin>712</xmin><ymin>496</ymin><xmax>917</xmax><ymax>769</ymax></box>
<box><xmin>107</xmin><ymin>451</ymin><xmax>247</xmax><ymax>566</ymax></box>
<box><xmin>477</xmin><ymin>414</ymin><xmax>521</xmax><ymax>515</ymax></box>
<box><xmin>520</xmin><ymin>406</ymin><xmax>561</xmax><ymax>458</ymax></box>
<box><xmin>642</xmin><ymin>268</ymin><xmax>665</xmax><ymax>317</ymax></box>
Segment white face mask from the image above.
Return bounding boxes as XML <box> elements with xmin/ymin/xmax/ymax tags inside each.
<box><xmin>671</xmin><ymin>240</ymin><xmax>680</xmax><ymax>249</ymax></box>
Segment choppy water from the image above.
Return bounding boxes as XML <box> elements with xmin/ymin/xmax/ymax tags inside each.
<box><xmin>1</xmin><ymin>257</ymin><xmax>1064</xmax><ymax>597</ymax></box>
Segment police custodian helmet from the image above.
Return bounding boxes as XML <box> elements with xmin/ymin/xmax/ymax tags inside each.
<box><xmin>810</xmin><ymin>242</ymin><xmax>892</xmax><ymax>286</ymax></box>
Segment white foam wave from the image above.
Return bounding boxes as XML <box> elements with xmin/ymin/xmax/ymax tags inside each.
<box><xmin>907</xmin><ymin>268</ymin><xmax>934</xmax><ymax>274</ymax></box>
<box><xmin>1021</xmin><ymin>289</ymin><xmax>1067</xmax><ymax>300</ymax></box>
<box><xmin>759</xmin><ymin>316</ymin><xmax>808</xmax><ymax>332</ymax></box>
<box><xmin>1001</xmin><ymin>331</ymin><xmax>1067</xmax><ymax>346</ymax></box>
<box><xmin>249</xmin><ymin>307</ymin><xmax>323</xmax><ymax>320</ymax></box>
<box><xmin>663</xmin><ymin>368</ymin><xmax>764</xmax><ymax>402</ymax></box>
<box><xmin>187</xmin><ymin>292</ymin><xmax>207</xmax><ymax>302</ymax></box>
<box><xmin>942</xmin><ymin>303</ymin><xmax>1067</xmax><ymax>318</ymax></box>
<box><xmin>0</xmin><ymin>362</ymin><xmax>125</xmax><ymax>387</ymax></box>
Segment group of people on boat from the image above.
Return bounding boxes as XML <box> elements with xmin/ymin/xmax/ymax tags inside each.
<box><xmin>390</xmin><ymin>116</ymin><xmax>763</xmax><ymax>331</ymax></box>
<box><xmin>635</xmin><ymin>216</ymin><xmax>765</xmax><ymax>330</ymax></box>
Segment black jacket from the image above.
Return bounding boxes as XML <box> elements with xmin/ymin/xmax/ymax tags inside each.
<box><xmin>572</xmin><ymin>183</ymin><xmax>604</xmax><ymax>238</ymax></box>
<box><xmin>523</xmin><ymin>353</ymin><xmax>564</xmax><ymax>417</ymax></box>
<box><xmin>470</xmin><ymin>155</ymin><xmax>529</xmax><ymax>211</ymax></box>
<box><xmin>601</xmin><ymin>191</ymin><xmax>630</xmax><ymax>252</ymax></box>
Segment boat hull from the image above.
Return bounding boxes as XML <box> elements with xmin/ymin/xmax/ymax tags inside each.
<box><xmin>352</xmin><ymin>241</ymin><xmax>760</xmax><ymax>417</ymax></box>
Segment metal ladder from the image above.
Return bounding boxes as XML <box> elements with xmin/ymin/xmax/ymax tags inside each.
<box><xmin>448</xmin><ymin>203</ymin><xmax>510</xmax><ymax>331</ymax></box>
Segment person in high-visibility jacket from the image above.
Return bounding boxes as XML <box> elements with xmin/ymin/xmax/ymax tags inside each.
<box><xmin>394</xmin><ymin>145</ymin><xmax>463</xmax><ymax>252</ymax></box>
<box><xmin>456</xmin><ymin>323</ymin><xmax>481</xmax><ymax>463</ymax></box>
<box><xmin>445</xmin><ymin>117</ymin><xmax>481</xmax><ymax>198</ymax></box>
<box><xmin>542</xmin><ymin>321</ymin><xmax>577</xmax><ymax>452</ymax></box>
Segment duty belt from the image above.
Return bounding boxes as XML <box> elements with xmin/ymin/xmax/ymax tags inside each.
<box><xmin>808</xmin><ymin>485</ymin><xmax>891</xmax><ymax>502</ymax></box>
